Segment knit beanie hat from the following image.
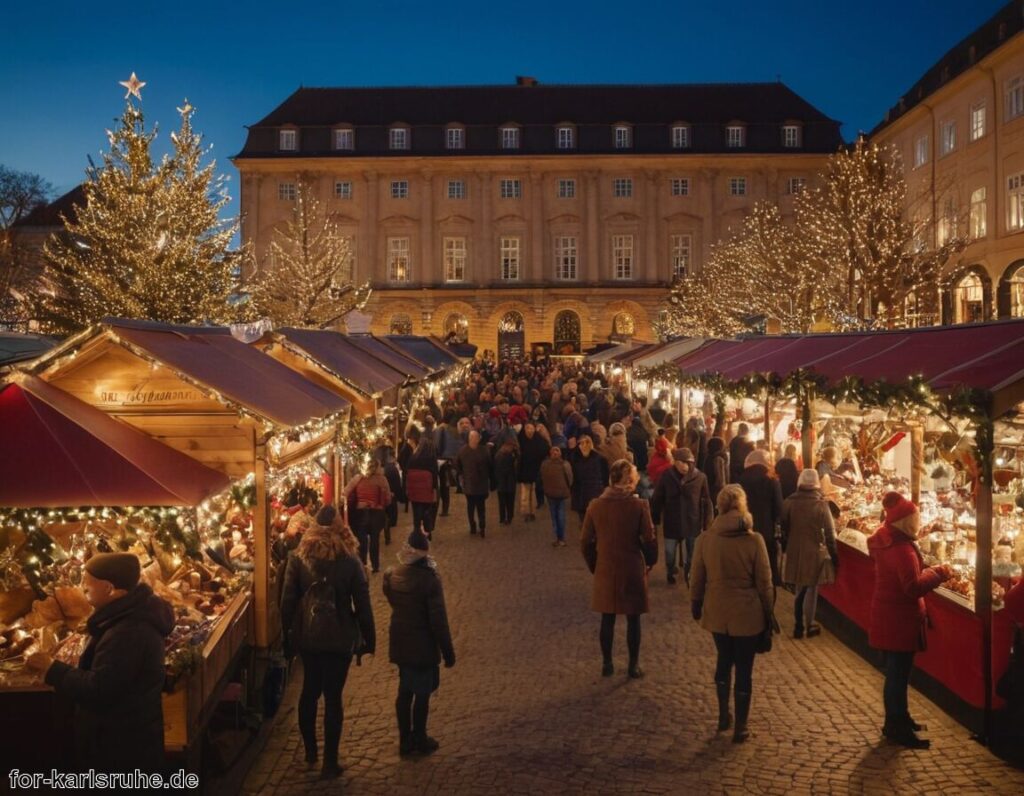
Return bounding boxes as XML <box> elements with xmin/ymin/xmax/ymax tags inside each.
<box><xmin>655</xmin><ymin>437</ymin><xmax>671</xmax><ymax>454</ymax></box>
<box><xmin>797</xmin><ymin>469</ymin><xmax>820</xmax><ymax>489</ymax></box>
<box><xmin>407</xmin><ymin>530</ymin><xmax>430</xmax><ymax>551</ymax></box>
<box><xmin>744</xmin><ymin>449</ymin><xmax>770</xmax><ymax>469</ymax></box>
<box><xmin>85</xmin><ymin>552</ymin><xmax>141</xmax><ymax>590</ymax></box>
<box><xmin>883</xmin><ymin>491</ymin><xmax>917</xmax><ymax>524</ymax></box>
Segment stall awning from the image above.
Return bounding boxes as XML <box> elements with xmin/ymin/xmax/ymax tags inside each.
<box><xmin>101</xmin><ymin>319</ymin><xmax>350</xmax><ymax>427</ymax></box>
<box><xmin>274</xmin><ymin>328</ymin><xmax>409</xmax><ymax>396</ymax></box>
<box><xmin>586</xmin><ymin>343</ymin><xmax>636</xmax><ymax>364</ymax></box>
<box><xmin>0</xmin><ymin>374</ymin><xmax>230</xmax><ymax>507</ymax></box>
<box><xmin>632</xmin><ymin>337</ymin><xmax>707</xmax><ymax>369</ymax></box>
<box><xmin>343</xmin><ymin>335</ymin><xmax>433</xmax><ymax>380</ymax></box>
<box><xmin>383</xmin><ymin>335</ymin><xmax>459</xmax><ymax>373</ymax></box>
<box><xmin>610</xmin><ymin>342</ymin><xmax>661</xmax><ymax>365</ymax></box>
<box><xmin>0</xmin><ymin>332</ymin><xmax>57</xmax><ymax>369</ymax></box>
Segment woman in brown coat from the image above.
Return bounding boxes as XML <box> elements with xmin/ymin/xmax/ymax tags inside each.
<box><xmin>690</xmin><ymin>485</ymin><xmax>774</xmax><ymax>743</ymax></box>
<box><xmin>580</xmin><ymin>459</ymin><xmax>657</xmax><ymax>679</ymax></box>
<box><xmin>781</xmin><ymin>468</ymin><xmax>837</xmax><ymax>638</ymax></box>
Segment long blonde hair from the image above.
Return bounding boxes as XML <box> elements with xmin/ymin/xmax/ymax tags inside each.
<box><xmin>717</xmin><ymin>484</ymin><xmax>753</xmax><ymax>528</ymax></box>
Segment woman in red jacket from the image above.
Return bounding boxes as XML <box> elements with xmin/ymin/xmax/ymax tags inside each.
<box><xmin>868</xmin><ymin>492</ymin><xmax>952</xmax><ymax>749</ymax></box>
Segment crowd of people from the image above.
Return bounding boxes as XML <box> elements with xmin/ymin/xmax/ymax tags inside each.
<box><xmin>26</xmin><ymin>356</ymin><xmax>1024</xmax><ymax>778</ymax></box>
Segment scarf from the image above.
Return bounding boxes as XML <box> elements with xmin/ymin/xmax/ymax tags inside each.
<box><xmin>397</xmin><ymin>543</ymin><xmax>438</xmax><ymax>570</ymax></box>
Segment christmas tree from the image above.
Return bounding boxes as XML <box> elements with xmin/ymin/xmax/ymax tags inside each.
<box><xmin>33</xmin><ymin>76</ymin><xmax>239</xmax><ymax>334</ymax></box>
<box><xmin>244</xmin><ymin>178</ymin><xmax>370</xmax><ymax>328</ymax></box>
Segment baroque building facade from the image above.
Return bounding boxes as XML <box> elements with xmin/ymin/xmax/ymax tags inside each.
<box><xmin>233</xmin><ymin>81</ymin><xmax>842</xmax><ymax>354</ymax></box>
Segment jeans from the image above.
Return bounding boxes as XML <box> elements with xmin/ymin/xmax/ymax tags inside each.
<box><xmin>466</xmin><ymin>494</ymin><xmax>487</xmax><ymax>532</ymax></box>
<box><xmin>712</xmin><ymin>632</ymin><xmax>758</xmax><ymax>693</ymax></box>
<box><xmin>548</xmin><ymin>498</ymin><xmax>567</xmax><ymax>541</ymax></box>
<box><xmin>517</xmin><ymin>482</ymin><xmax>536</xmax><ymax>516</ymax></box>
<box><xmin>498</xmin><ymin>491</ymin><xmax>515</xmax><ymax>523</ymax></box>
<box><xmin>298</xmin><ymin>653</ymin><xmax>353</xmax><ymax>766</ymax></box>
<box><xmin>600</xmin><ymin>613</ymin><xmax>641</xmax><ymax>663</ymax></box>
<box><xmin>883</xmin><ymin>651</ymin><xmax>915</xmax><ymax>723</ymax></box>
<box><xmin>664</xmin><ymin>537</ymin><xmax>695</xmax><ymax>578</ymax></box>
<box><xmin>355</xmin><ymin>508</ymin><xmax>386</xmax><ymax>571</ymax></box>
<box><xmin>794</xmin><ymin>585</ymin><xmax>819</xmax><ymax>629</ymax></box>
<box><xmin>412</xmin><ymin>502</ymin><xmax>436</xmax><ymax>536</ymax></box>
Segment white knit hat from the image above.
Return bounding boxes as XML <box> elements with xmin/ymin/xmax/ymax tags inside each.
<box><xmin>798</xmin><ymin>468</ymin><xmax>820</xmax><ymax>489</ymax></box>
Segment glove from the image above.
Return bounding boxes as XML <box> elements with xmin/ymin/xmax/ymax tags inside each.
<box><xmin>444</xmin><ymin>655</ymin><xmax>456</xmax><ymax>669</ymax></box>
<box><xmin>691</xmin><ymin>600</ymin><xmax>703</xmax><ymax>621</ymax></box>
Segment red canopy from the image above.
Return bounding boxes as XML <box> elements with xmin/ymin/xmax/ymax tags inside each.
<box><xmin>0</xmin><ymin>374</ymin><xmax>230</xmax><ymax>507</ymax></box>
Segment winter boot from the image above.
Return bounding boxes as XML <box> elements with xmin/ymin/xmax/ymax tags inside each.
<box><xmin>397</xmin><ymin>700</ymin><xmax>414</xmax><ymax>755</ymax></box>
<box><xmin>882</xmin><ymin>716</ymin><xmax>930</xmax><ymax>749</ymax></box>
<box><xmin>732</xmin><ymin>691</ymin><xmax>752</xmax><ymax>743</ymax></box>
<box><xmin>715</xmin><ymin>681</ymin><xmax>732</xmax><ymax>731</ymax></box>
<box><xmin>627</xmin><ymin>659</ymin><xmax>644</xmax><ymax>679</ymax></box>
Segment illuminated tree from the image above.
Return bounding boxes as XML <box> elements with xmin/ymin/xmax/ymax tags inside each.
<box><xmin>244</xmin><ymin>178</ymin><xmax>371</xmax><ymax>328</ymax></box>
<box><xmin>0</xmin><ymin>166</ymin><xmax>52</xmax><ymax>325</ymax></box>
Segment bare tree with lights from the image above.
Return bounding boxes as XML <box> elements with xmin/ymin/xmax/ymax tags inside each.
<box><xmin>33</xmin><ymin>76</ymin><xmax>238</xmax><ymax>334</ymax></box>
<box><xmin>0</xmin><ymin>165</ymin><xmax>52</xmax><ymax>327</ymax></box>
<box><xmin>244</xmin><ymin>177</ymin><xmax>371</xmax><ymax>329</ymax></box>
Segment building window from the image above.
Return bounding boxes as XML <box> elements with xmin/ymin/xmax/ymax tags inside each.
<box><xmin>389</xmin><ymin>313</ymin><xmax>413</xmax><ymax>334</ymax></box>
<box><xmin>387</xmin><ymin>237</ymin><xmax>410</xmax><ymax>282</ymax></box>
<box><xmin>554</xmin><ymin>236</ymin><xmax>578</xmax><ymax>280</ymax></box>
<box><xmin>557</xmin><ymin>179</ymin><xmax>576</xmax><ymax>199</ymax></box>
<box><xmin>671</xmin><ymin>178</ymin><xmax>690</xmax><ymax>196</ymax></box>
<box><xmin>612</xmin><ymin>234</ymin><xmax>634</xmax><ymax>280</ymax></box>
<box><xmin>937</xmin><ymin>195</ymin><xmax>956</xmax><ymax>246</ymax></box>
<box><xmin>970</xmin><ymin>102</ymin><xmax>986</xmax><ymax>141</ymax></box>
<box><xmin>940</xmin><ymin>120</ymin><xmax>957</xmax><ymax>156</ymax></box>
<box><xmin>782</xmin><ymin>125</ymin><xmax>801</xmax><ymax>148</ymax></box>
<box><xmin>278</xmin><ymin>181</ymin><xmax>296</xmax><ymax>201</ymax></box>
<box><xmin>671</xmin><ymin>125</ymin><xmax>690</xmax><ymax>149</ymax></box>
<box><xmin>1006</xmin><ymin>75</ymin><xmax>1024</xmax><ymax>121</ymax></box>
<box><xmin>954</xmin><ymin>273</ymin><xmax>985</xmax><ymax>324</ymax></box>
<box><xmin>500</xmin><ymin>179</ymin><xmax>522</xmax><ymax>199</ymax></box>
<box><xmin>500</xmin><ymin>236</ymin><xmax>520</xmax><ymax>280</ymax></box>
<box><xmin>903</xmin><ymin>291</ymin><xmax>927</xmax><ymax>328</ymax></box>
<box><xmin>447</xmin><ymin>180</ymin><xmax>465</xmax><ymax>200</ymax></box>
<box><xmin>501</xmin><ymin>127</ymin><xmax>520</xmax><ymax>150</ymax></box>
<box><xmin>614</xmin><ymin>125</ymin><xmax>632</xmax><ymax>149</ymax></box>
<box><xmin>279</xmin><ymin>129</ymin><xmax>297</xmax><ymax>151</ymax></box>
<box><xmin>389</xmin><ymin>127</ymin><xmax>409</xmax><ymax>150</ymax></box>
<box><xmin>970</xmin><ymin>187</ymin><xmax>987</xmax><ymax>239</ymax></box>
<box><xmin>612</xmin><ymin>312</ymin><xmax>636</xmax><ymax>337</ymax></box>
<box><xmin>728</xmin><ymin>177</ymin><xmax>747</xmax><ymax>196</ymax></box>
<box><xmin>334</xmin><ymin>129</ymin><xmax>354</xmax><ymax>150</ymax></box>
<box><xmin>446</xmin><ymin>127</ymin><xmax>464</xmax><ymax>150</ymax></box>
<box><xmin>726</xmin><ymin>125</ymin><xmax>745</xmax><ymax>148</ymax></box>
<box><xmin>334</xmin><ymin>181</ymin><xmax>353</xmax><ymax>200</ymax></box>
<box><xmin>442</xmin><ymin>313</ymin><xmax>468</xmax><ymax>343</ymax></box>
<box><xmin>670</xmin><ymin>234</ymin><xmax>691</xmax><ymax>279</ymax></box>
<box><xmin>553</xmin><ymin>310</ymin><xmax>581</xmax><ymax>354</ymax></box>
<box><xmin>557</xmin><ymin>127</ymin><xmax>575</xmax><ymax>149</ymax></box>
<box><xmin>391</xmin><ymin>180</ymin><xmax>409</xmax><ymax>199</ymax></box>
<box><xmin>1008</xmin><ymin>172</ymin><xmax>1024</xmax><ymax>231</ymax></box>
<box><xmin>336</xmin><ymin>236</ymin><xmax>356</xmax><ymax>283</ymax></box>
<box><xmin>443</xmin><ymin>237</ymin><xmax>467</xmax><ymax>282</ymax></box>
<box><xmin>1008</xmin><ymin>265</ymin><xmax>1024</xmax><ymax>317</ymax></box>
<box><xmin>613</xmin><ymin>178</ymin><xmax>633</xmax><ymax>198</ymax></box>
<box><xmin>914</xmin><ymin>135</ymin><xmax>929</xmax><ymax>168</ymax></box>
<box><xmin>786</xmin><ymin>177</ymin><xmax>806</xmax><ymax>195</ymax></box>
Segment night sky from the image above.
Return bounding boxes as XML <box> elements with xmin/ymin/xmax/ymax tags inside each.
<box><xmin>0</xmin><ymin>0</ymin><xmax>1008</xmax><ymax>219</ymax></box>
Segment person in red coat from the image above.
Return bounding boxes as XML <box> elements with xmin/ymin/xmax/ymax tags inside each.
<box><xmin>647</xmin><ymin>435</ymin><xmax>673</xmax><ymax>487</ymax></box>
<box><xmin>867</xmin><ymin>492</ymin><xmax>952</xmax><ymax>749</ymax></box>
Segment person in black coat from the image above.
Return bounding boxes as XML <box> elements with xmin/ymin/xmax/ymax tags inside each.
<box><xmin>376</xmin><ymin>445</ymin><xmax>404</xmax><ymax>545</ymax></box>
<box><xmin>494</xmin><ymin>440</ymin><xmax>520</xmax><ymax>524</ymax></box>
<box><xmin>517</xmin><ymin>423</ymin><xmax>549</xmax><ymax>521</ymax></box>
<box><xmin>570</xmin><ymin>435</ymin><xmax>610</xmax><ymax>523</ymax></box>
<box><xmin>651</xmin><ymin>448</ymin><xmax>714</xmax><ymax>584</ymax></box>
<box><xmin>383</xmin><ymin>531</ymin><xmax>456</xmax><ymax>756</ymax></box>
<box><xmin>776</xmin><ymin>443</ymin><xmax>800</xmax><ymax>500</ymax></box>
<box><xmin>27</xmin><ymin>553</ymin><xmax>174</xmax><ymax>774</ymax></box>
<box><xmin>280</xmin><ymin>507</ymin><xmax>376</xmax><ymax>779</ymax></box>
<box><xmin>705</xmin><ymin>436</ymin><xmax>729</xmax><ymax>506</ymax></box>
<box><xmin>626</xmin><ymin>417</ymin><xmax>650</xmax><ymax>473</ymax></box>
<box><xmin>738</xmin><ymin>450</ymin><xmax>785</xmax><ymax>585</ymax></box>
<box><xmin>729</xmin><ymin>423</ymin><xmax>754</xmax><ymax>483</ymax></box>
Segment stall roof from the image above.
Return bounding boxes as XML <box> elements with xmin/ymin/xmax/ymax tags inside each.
<box><xmin>586</xmin><ymin>342</ymin><xmax>636</xmax><ymax>364</ymax></box>
<box><xmin>383</xmin><ymin>335</ymin><xmax>459</xmax><ymax>372</ymax></box>
<box><xmin>342</xmin><ymin>334</ymin><xmax>433</xmax><ymax>379</ymax></box>
<box><xmin>632</xmin><ymin>337</ymin><xmax>707</xmax><ymax>368</ymax></box>
<box><xmin>0</xmin><ymin>374</ymin><xmax>230</xmax><ymax>507</ymax></box>
<box><xmin>274</xmin><ymin>328</ymin><xmax>409</xmax><ymax>396</ymax></box>
<box><xmin>610</xmin><ymin>342</ymin><xmax>661</xmax><ymax>365</ymax></box>
<box><xmin>669</xmin><ymin>321</ymin><xmax>1024</xmax><ymax>415</ymax></box>
<box><xmin>35</xmin><ymin>319</ymin><xmax>350</xmax><ymax>428</ymax></box>
<box><xmin>0</xmin><ymin>332</ymin><xmax>58</xmax><ymax>368</ymax></box>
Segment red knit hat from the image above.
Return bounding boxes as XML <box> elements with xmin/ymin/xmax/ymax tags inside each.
<box><xmin>882</xmin><ymin>491</ymin><xmax>917</xmax><ymax>524</ymax></box>
<box><xmin>655</xmin><ymin>437</ymin><xmax>671</xmax><ymax>454</ymax></box>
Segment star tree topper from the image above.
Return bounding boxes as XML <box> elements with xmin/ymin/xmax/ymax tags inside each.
<box><xmin>119</xmin><ymin>72</ymin><xmax>146</xmax><ymax>100</ymax></box>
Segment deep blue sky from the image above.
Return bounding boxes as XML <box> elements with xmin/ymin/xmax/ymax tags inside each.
<box><xmin>1</xmin><ymin>0</ymin><xmax>1008</xmax><ymax>221</ymax></box>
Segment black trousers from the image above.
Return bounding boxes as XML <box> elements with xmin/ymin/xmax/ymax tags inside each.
<box><xmin>712</xmin><ymin>632</ymin><xmax>758</xmax><ymax>693</ymax></box>
<box><xmin>438</xmin><ymin>461</ymin><xmax>454</xmax><ymax>513</ymax></box>
<box><xmin>298</xmin><ymin>653</ymin><xmax>353</xmax><ymax>765</ymax></box>
<box><xmin>355</xmin><ymin>508</ymin><xmax>387</xmax><ymax>571</ymax></box>
<box><xmin>466</xmin><ymin>494</ymin><xmax>487</xmax><ymax>531</ymax></box>
<box><xmin>883</xmin><ymin>650</ymin><xmax>915</xmax><ymax>723</ymax></box>
<box><xmin>600</xmin><ymin>613</ymin><xmax>641</xmax><ymax>662</ymax></box>
<box><xmin>412</xmin><ymin>502</ymin><xmax>436</xmax><ymax>536</ymax></box>
<box><xmin>498</xmin><ymin>491</ymin><xmax>515</xmax><ymax>523</ymax></box>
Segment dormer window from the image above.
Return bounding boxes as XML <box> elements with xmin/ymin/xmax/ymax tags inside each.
<box><xmin>782</xmin><ymin>124</ymin><xmax>802</xmax><ymax>148</ymax></box>
<box><xmin>556</xmin><ymin>125</ymin><xmax>575</xmax><ymax>150</ymax></box>
<box><xmin>726</xmin><ymin>125</ymin><xmax>745</xmax><ymax>148</ymax></box>
<box><xmin>389</xmin><ymin>126</ymin><xmax>410</xmax><ymax>150</ymax></box>
<box><xmin>446</xmin><ymin>125</ymin><xmax>465</xmax><ymax>150</ymax></box>
<box><xmin>614</xmin><ymin>125</ymin><xmax>633</xmax><ymax>149</ymax></box>
<box><xmin>279</xmin><ymin>128</ymin><xmax>297</xmax><ymax>151</ymax></box>
<box><xmin>671</xmin><ymin>125</ymin><xmax>690</xmax><ymax>149</ymax></box>
<box><xmin>333</xmin><ymin>127</ymin><xmax>354</xmax><ymax>151</ymax></box>
<box><xmin>501</xmin><ymin>125</ymin><xmax>521</xmax><ymax>150</ymax></box>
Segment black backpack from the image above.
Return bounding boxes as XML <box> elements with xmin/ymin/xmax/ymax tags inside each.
<box><xmin>298</xmin><ymin>560</ymin><xmax>346</xmax><ymax>654</ymax></box>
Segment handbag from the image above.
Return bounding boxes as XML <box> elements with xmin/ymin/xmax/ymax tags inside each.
<box><xmin>756</xmin><ymin>604</ymin><xmax>780</xmax><ymax>654</ymax></box>
<box><xmin>817</xmin><ymin>543</ymin><xmax>836</xmax><ymax>585</ymax></box>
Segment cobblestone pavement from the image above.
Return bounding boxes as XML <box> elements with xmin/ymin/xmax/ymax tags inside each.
<box><xmin>243</xmin><ymin>496</ymin><xmax>1024</xmax><ymax>795</ymax></box>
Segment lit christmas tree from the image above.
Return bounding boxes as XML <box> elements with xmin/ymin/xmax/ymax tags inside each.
<box><xmin>33</xmin><ymin>75</ymin><xmax>239</xmax><ymax>334</ymax></box>
<box><xmin>244</xmin><ymin>178</ymin><xmax>370</xmax><ymax>329</ymax></box>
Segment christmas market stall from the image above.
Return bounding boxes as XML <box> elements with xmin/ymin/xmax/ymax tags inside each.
<box><xmin>0</xmin><ymin>373</ymin><xmax>239</xmax><ymax>769</ymax></box>
<box><xmin>637</xmin><ymin>320</ymin><xmax>1024</xmax><ymax>737</ymax></box>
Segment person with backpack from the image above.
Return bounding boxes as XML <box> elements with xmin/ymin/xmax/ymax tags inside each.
<box><xmin>280</xmin><ymin>506</ymin><xmax>376</xmax><ymax>779</ymax></box>
<box><xmin>383</xmin><ymin>531</ymin><xmax>456</xmax><ymax>756</ymax></box>
<box><xmin>344</xmin><ymin>459</ymin><xmax>393</xmax><ymax>574</ymax></box>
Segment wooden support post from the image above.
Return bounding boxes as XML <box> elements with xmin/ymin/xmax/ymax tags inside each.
<box><xmin>910</xmin><ymin>424</ymin><xmax>924</xmax><ymax>505</ymax></box>
<box><xmin>253</xmin><ymin>437</ymin><xmax>269</xmax><ymax>649</ymax></box>
<box><xmin>677</xmin><ymin>386</ymin><xmax>684</xmax><ymax>427</ymax></box>
<box><xmin>975</xmin><ymin>447</ymin><xmax>994</xmax><ymax>743</ymax></box>
<box><xmin>800</xmin><ymin>389</ymin><xmax>814</xmax><ymax>469</ymax></box>
<box><xmin>763</xmin><ymin>395</ymin><xmax>772</xmax><ymax>454</ymax></box>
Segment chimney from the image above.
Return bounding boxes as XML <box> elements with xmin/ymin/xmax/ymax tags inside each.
<box><xmin>515</xmin><ymin>76</ymin><xmax>538</xmax><ymax>87</ymax></box>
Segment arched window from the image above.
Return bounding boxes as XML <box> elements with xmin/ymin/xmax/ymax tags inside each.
<box><xmin>554</xmin><ymin>310</ymin><xmax>581</xmax><ymax>354</ymax></box>
<box><xmin>442</xmin><ymin>313</ymin><xmax>468</xmax><ymax>343</ymax></box>
<box><xmin>389</xmin><ymin>313</ymin><xmax>412</xmax><ymax>335</ymax></box>
<box><xmin>612</xmin><ymin>312</ymin><xmax>636</xmax><ymax>337</ymax></box>
<box><xmin>1009</xmin><ymin>265</ymin><xmax>1024</xmax><ymax>318</ymax></box>
<box><xmin>498</xmin><ymin>311</ymin><xmax>524</xmax><ymax>332</ymax></box>
<box><xmin>903</xmin><ymin>292</ymin><xmax>921</xmax><ymax>328</ymax></box>
<box><xmin>954</xmin><ymin>273</ymin><xmax>985</xmax><ymax>324</ymax></box>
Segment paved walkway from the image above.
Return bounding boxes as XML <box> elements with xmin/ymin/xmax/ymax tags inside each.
<box><xmin>243</xmin><ymin>497</ymin><xmax>1024</xmax><ymax>795</ymax></box>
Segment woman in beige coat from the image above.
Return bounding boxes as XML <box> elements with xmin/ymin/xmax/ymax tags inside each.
<box><xmin>690</xmin><ymin>485</ymin><xmax>774</xmax><ymax>743</ymax></box>
<box><xmin>781</xmin><ymin>469</ymin><xmax>837</xmax><ymax>639</ymax></box>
